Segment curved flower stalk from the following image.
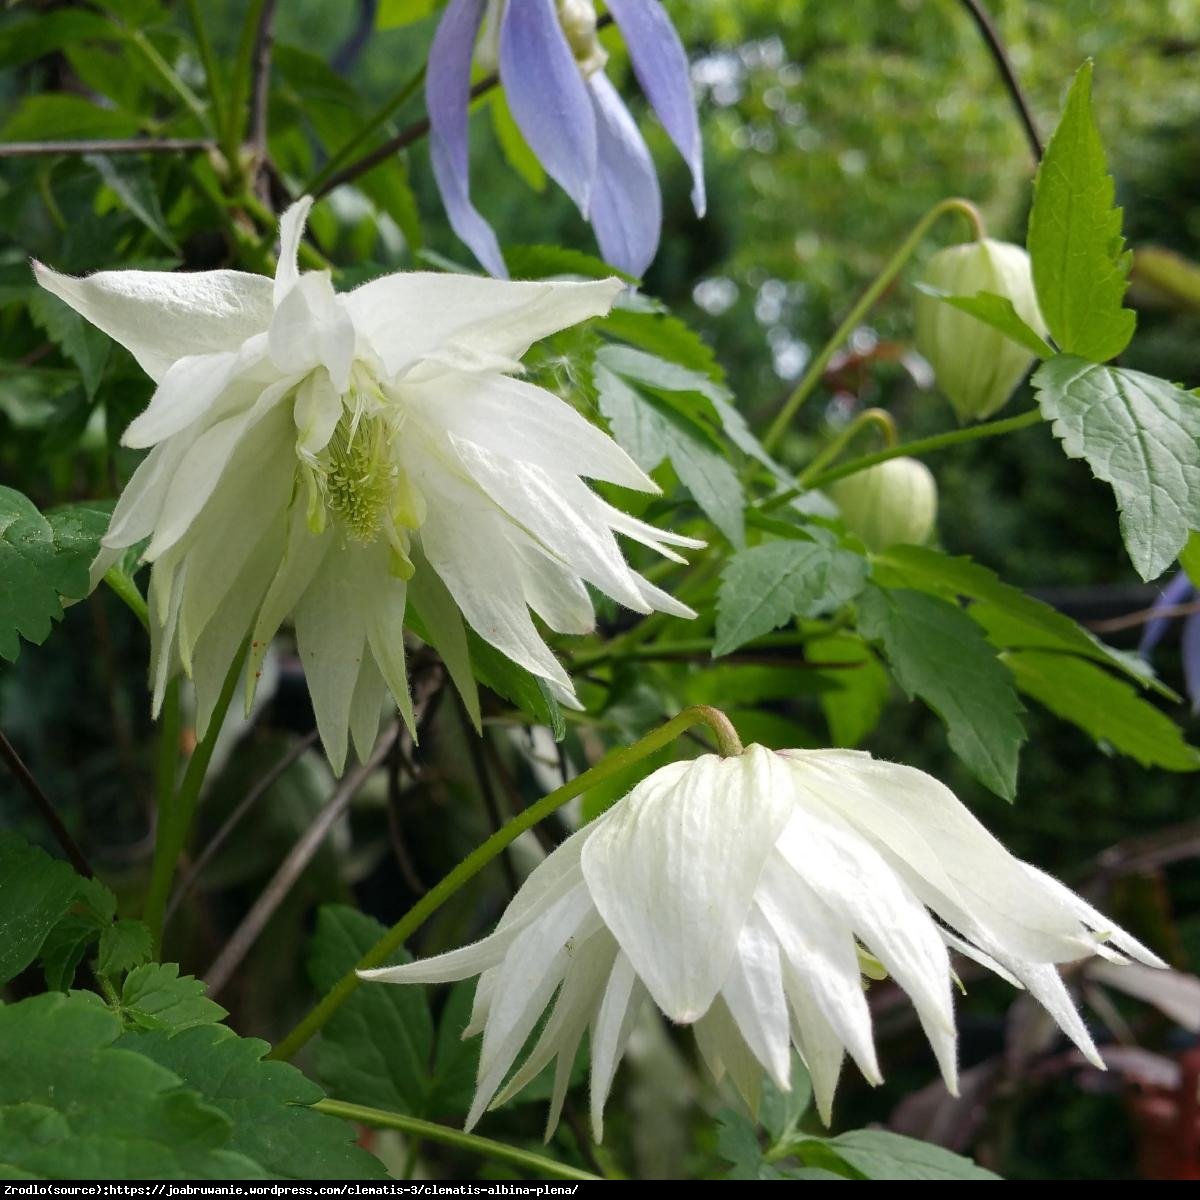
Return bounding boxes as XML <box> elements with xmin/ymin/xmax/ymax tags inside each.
<box><xmin>428</xmin><ymin>0</ymin><xmax>705</xmax><ymax>278</ymax></box>
<box><xmin>34</xmin><ymin>198</ymin><xmax>701</xmax><ymax>771</ymax></box>
<box><xmin>362</xmin><ymin>745</ymin><xmax>1165</xmax><ymax>1140</ymax></box>
<box><xmin>1140</xmin><ymin>570</ymin><xmax>1200</xmax><ymax>711</ymax></box>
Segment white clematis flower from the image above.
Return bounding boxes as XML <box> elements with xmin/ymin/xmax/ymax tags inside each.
<box><xmin>34</xmin><ymin>198</ymin><xmax>701</xmax><ymax>771</ymax></box>
<box><xmin>361</xmin><ymin>744</ymin><xmax>1165</xmax><ymax>1139</ymax></box>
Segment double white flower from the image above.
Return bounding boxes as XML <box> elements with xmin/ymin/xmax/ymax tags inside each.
<box><xmin>363</xmin><ymin>745</ymin><xmax>1164</xmax><ymax>1140</ymax></box>
<box><xmin>35</xmin><ymin>198</ymin><xmax>699</xmax><ymax>770</ymax></box>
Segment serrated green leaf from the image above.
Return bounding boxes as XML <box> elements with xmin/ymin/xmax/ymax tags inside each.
<box><xmin>0</xmin><ymin>489</ymin><xmax>111</xmax><ymax>660</ymax></box>
<box><xmin>119</xmin><ymin>1024</ymin><xmax>387</xmax><ymax>1180</ymax></box>
<box><xmin>714</xmin><ymin>537</ymin><xmax>868</xmax><ymax>656</ymax></box>
<box><xmin>1033</xmin><ymin>355</ymin><xmax>1200</xmax><ymax>581</ymax></box>
<box><xmin>97</xmin><ymin>918</ymin><xmax>154</xmax><ymax>980</ymax></box>
<box><xmin>28</xmin><ymin>290</ymin><xmax>111</xmax><ymax>398</ymax></box>
<box><xmin>913</xmin><ymin>285</ymin><xmax>1054</xmax><ymax>357</ymax></box>
<box><xmin>716</xmin><ymin>1107</ymin><xmax>774</xmax><ymax>1180</ymax></box>
<box><xmin>307</xmin><ymin>905</ymin><xmax>434</xmax><ymax>1117</ymax></box>
<box><xmin>815</xmin><ymin>1129</ymin><xmax>1000</xmax><ymax>1180</ymax></box>
<box><xmin>874</xmin><ymin>544</ymin><xmax>1154</xmax><ymax>687</ymax></box>
<box><xmin>504</xmin><ymin>244</ymin><xmax>627</xmax><ymax>282</ymax></box>
<box><xmin>0</xmin><ymin>992</ymin><xmax>262</xmax><ymax>1180</ymax></box>
<box><xmin>594</xmin><ymin>353</ymin><xmax>745</xmax><ymax>545</ymax></box>
<box><xmin>858</xmin><ymin>586</ymin><xmax>1026</xmax><ymax>799</ymax></box>
<box><xmin>1004</xmin><ymin>650</ymin><xmax>1200</xmax><ymax>771</ymax></box>
<box><xmin>119</xmin><ymin>962</ymin><xmax>228</xmax><ymax>1032</ymax></box>
<box><xmin>1027</xmin><ymin>61</ymin><xmax>1135</xmax><ymax>362</ymax></box>
<box><xmin>41</xmin><ymin>878</ymin><xmax>119</xmax><ymax>992</ymax></box>
<box><xmin>0</xmin><ymin>831</ymin><xmax>81</xmax><ymax>985</ymax></box>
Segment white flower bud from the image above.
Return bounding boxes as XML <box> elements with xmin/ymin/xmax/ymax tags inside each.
<box><xmin>828</xmin><ymin>456</ymin><xmax>938</xmax><ymax>550</ymax></box>
<box><xmin>915</xmin><ymin>238</ymin><xmax>1047</xmax><ymax>422</ymax></box>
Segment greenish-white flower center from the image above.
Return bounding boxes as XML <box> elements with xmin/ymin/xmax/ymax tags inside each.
<box><xmin>298</xmin><ymin>373</ymin><xmax>425</xmax><ymax>578</ymax></box>
<box><xmin>557</xmin><ymin>0</ymin><xmax>607</xmax><ymax>77</ymax></box>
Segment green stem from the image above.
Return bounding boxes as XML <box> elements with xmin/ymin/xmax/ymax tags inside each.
<box><xmin>223</xmin><ymin>0</ymin><xmax>270</xmax><ymax>168</ymax></box>
<box><xmin>571</xmin><ymin>630</ymin><xmax>818</xmax><ymax>672</ymax></box>
<box><xmin>125</xmin><ymin>29</ymin><xmax>211</xmax><ymax>129</ymax></box>
<box><xmin>102</xmin><ymin>565</ymin><xmax>149</xmax><ymax>632</ymax></box>
<box><xmin>304</xmin><ymin>64</ymin><xmax>428</xmax><ymax>196</ymax></box>
<box><xmin>143</xmin><ymin>644</ymin><xmax>248</xmax><ymax>951</ymax></box>
<box><xmin>761</xmin><ymin>197</ymin><xmax>986</xmax><ymax>453</ymax></box>
<box><xmin>312</xmin><ymin>1100</ymin><xmax>600</xmax><ymax>1181</ymax></box>
<box><xmin>796</xmin><ymin>407</ymin><xmax>898</xmax><ymax>490</ymax></box>
<box><xmin>268</xmin><ymin>705</ymin><xmax>742</xmax><ymax>1062</ymax></box>
<box><xmin>183</xmin><ymin>0</ymin><xmax>227</xmax><ymax>136</ymax></box>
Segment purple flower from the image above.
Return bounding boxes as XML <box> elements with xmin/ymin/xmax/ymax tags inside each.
<box><xmin>427</xmin><ymin>0</ymin><xmax>705</xmax><ymax>278</ymax></box>
<box><xmin>1140</xmin><ymin>570</ymin><xmax>1200</xmax><ymax>712</ymax></box>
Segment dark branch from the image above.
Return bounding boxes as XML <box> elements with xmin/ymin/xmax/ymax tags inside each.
<box><xmin>959</xmin><ymin>0</ymin><xmax>1044</xmax><ymax>160</ymax></box>
<box><xmin>0</xmin><ymin>138</ymin><xmax>215</xmax><ymax>159</ymax></box>
<box><xmin>249</xmin><ymin>0</ymin><xmax>279</xmax><ymax>167</ymax></box>
<box><xmin>0</xmin><ymin>729</ymin><xmax>93</xmax><ymax>878</ymax></box>
<box><xmin>1088</xmin><ymin>598</ymin><xmax>1200</xmax><ymax>635</ymax></box>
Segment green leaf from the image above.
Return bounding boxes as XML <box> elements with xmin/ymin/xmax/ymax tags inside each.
<box><xmin>0</xmin><ymin>94</ymin><xmax>141</xmax><ymax>141</ymax></box>
<box><xmin>1004</xmin><ymin>650</ymin><xmax>1200</xmax><ymax>771</ymax></box>
<box><xmin>1033</xmin><ymin>355</ymin><xmax>1200</xmax><ymax>580</ymax></box>
<box><xmin>469</xmin><ymin>632</ymin><xmax>566</xmax><ymax>741</ymax></box>
<box><xmin>873</xmin><ymin>544</ymin><xmax>1153</xmax><ymax>687</ymax></box>
<box><xmin>816</xmin><ymin>1129</ymin><xmax>1000</xmax><ymax>1180</ymax></box>
<box><xmin>41</xmin><ymin>879</ymin><xmax>118</xmax><ymax>992</ymax></box>
<box><xmin>716</xmin><ymin>1108</ymin><xmax>776</xmax><ymax>1180</ymax></box>
<box><xmin>0</xmin><ymin>992</ymin><xmax>262</xmax><ymax>1180</ymax></box>
<box><xmin>858</xmin><ymin>586</ymin><xmax>1026</xmax><ymax>799</ymax></box>
<box><xmin>714</xmin><ymin>536</ymin><xmax>868</xmax><ymax>656</ymax></box>
<box><xmin>594</xmin><ymin>351</ymin><xmax>745</xmax><ymax>545</ymax></box>
<box><xmin>118</xmin><ymin>962</ymin><xmax>228</xmax><ymax>1032</ymax></box>
<box><xmin>28</xmin><ymin>290</ymin><xmax>111</xmax><ymax>398</ymax></box>
<box><xmin>913</xmin><ymin>285</ymin><xmax>1054</xmax><ymax>357</ymax></box>
<box><xmin>0</xmin><ymin>489</ymin><xmax>111</xmax><ymax>661</ymax></box>
<box><xmin>426</xmin><ymin>981</ymin><xmax>482</xmax><ymax>1120</ymax></box>
<box><xmin>491</xmin><ymin>92</ymin><xmax>547</xmax><ymax>192</ymax></box>
<box><xmin>1180</xmin><ymin>531</ymin><xmax>1200</xmax><ymax>588</ymax></box>
<box><xmin>119</xmin><ymin>1024</ymin><xmax>387</xmax><ymax>1180</ymax></box>
<box><xmin>307</xmin><ymin>905</ymin><xmax>434</xmax><ymax>1117</ymax></box>
<box><xmin>1027</xmin><ymin>61</ymin><xmax>1135</xmax><ymax>361</ymax></box>
<box><xmin>760</xmin><ymin>1056</ymin><xmax>813</xmax><ymax>1145</ymax></box>
<box><xmin>97</xmin><ymin>918</ymin><xmax>154</xmax><ymax>980</ymax></box>
<box><xmin>0</xmin><ymin>831</ymin><xmax>82</xmax><ymax>985</ymax></box>
<box><xmin>0</xmin><ymin>11</ymin><xmax>117</xmax><ymax>71</ymax></box>
<box><xmin>377</xmin><ymin>0</ymin><xmax>437</xmax><ymax>28</ymax></box>
<box><xmin>504</xmin><ymin>244</ymin><xmax>627</xmax><ymax>282</ymax></box>
<box><xmin>84</xmin><ymin>154</ymin><xmax>180</xmax><ymax>253</ymax></box>
<box><xmin>808</xmin><ymin>633</ymin><xmax>890</xmax><ymax>747</ymax></box>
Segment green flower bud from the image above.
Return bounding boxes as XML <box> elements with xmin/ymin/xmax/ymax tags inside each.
<box><xmin>915</xmin><ymin>238</ymin><xmax>1047</xmax><ymax>422</ymax></box>
<box><xmin>828</xmin><ymin>457</ymin><xmax>938</xmax><ymax>550</ymax></box>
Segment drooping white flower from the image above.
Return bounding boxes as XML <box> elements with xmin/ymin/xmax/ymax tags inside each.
<box><xmin>34</xmin><ymin>198</ymin><xmax>700</xmax><ymax>771</ymax></box>
<box><xmin>361</xmin><ymin>744</ymin><xmax>1165</xmax><ymax>1139</ymax></box>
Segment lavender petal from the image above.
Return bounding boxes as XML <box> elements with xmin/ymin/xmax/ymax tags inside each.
<box><xmin>427</xmin><ymin>0</ymin><xmax>508</xmax><ymax>277</ymax></box>
<box><xmin>499</xmin><ymin>0</ymin><xmax>597</xmax><ymax>215</ymax></box>
<box><xmin>606</xmin><ymin>0</ymin><xmax>705</xmax><ymax>216</ymax></box>
<box><xmin>587</xmin><ymin>72</ymin><xmax>661</xmax><ymax>277</ymax></box>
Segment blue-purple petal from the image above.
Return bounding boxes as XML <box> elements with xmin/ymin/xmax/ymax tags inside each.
<box><xmin>1182</xmin><ymin>611</ymin><xmax>1200</xmax><ymax>713</ymax></box>
<box><xmin>1139</xmin><ymin>570</ymin><xmax>1194</xmax><ymax>656</ymax></box>
<box><xmin>499</xmin><ymin>0</ymin><xmax>597</xmax><ymax>216</ymax></box>
<box><xmin>606</xmin><ymin>0</ymin><xmax>705</xmax><ymax>216</ymax></box>
<box><xmin>587</xmin><ymin>72</ymin><xmax>661</xmax><ymax>277</ymax></box>
<box><xmin>427</xmin><ymin>0</ymin><xmax>508</xmax><ymax>277</ymax></box>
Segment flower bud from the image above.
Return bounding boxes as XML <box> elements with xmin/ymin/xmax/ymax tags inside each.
<box><xmin>828</xmin><ymin>456</ymin><xmax>937</xmax><ymax>550</ymax></box>
<box><xmin>915</xmin><ymin>238</ymin><xmax>1047</xmax><ymax>422</ymax></box>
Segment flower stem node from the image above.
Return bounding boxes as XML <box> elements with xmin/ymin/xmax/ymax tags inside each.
<box><xmin>362</xmin><ymin>745</ymin><xmax>1165</xmax><ymax>1140</ymax></box>
<box><xmin>828</xmin><ymin>456</ymin><xmax>938</xmax><ymax>551</ymax></box>
<box><xmin>915</xmin><ymin>238</ymin><xmax>1048</xmax><ymax>422</ymax></box>
<box><xmin>33</xmin><ymin>197</ymin><xmax>703</xmax><ymax>774</ymax></box>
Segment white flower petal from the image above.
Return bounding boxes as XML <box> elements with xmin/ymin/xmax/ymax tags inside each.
<box><xmin>788</xmin><ymin>750</ymin><xmax>1097</xmax><ymax>964</ymax></box>
<box><xmin>404</xmin><ymin>370</ymin><xmax>655</xmax><ymax>491</ymax></box>
<box><xmin>361</xmin><ymin>566</ymin><xmax>416</xmax><ymax>740</ymax></box>
<box><xmin>346</xmin><ymin>273</ymin><xmax>623</xmax><ymax>380</ymax></box>
<box><xmin>692</xmin><ymin>994</ymin><xmax>763</xmax><ymax>1115</ymax></box>
<box><xmin>780</xmin><ymin>964</ymin><xmax>846</xmax><ymax>1126</ymax></box>
<box><xmin>598</xmin><ymin>499</ymin><xmax>706</xmax><ymax>562</ymax></box>
<box><xmin>581</xmin><ymin>746</ymin><xmax>793</xmax><ymax>1022</ymax></box>
<box><xmin>268</xmin><ymin>272</ymin><xmax>355</xmax><ymax>393</ymax></box>
<box><xmin>123</xmin><ymin>350</ymin><xmax>241</xmax><ymax>449</ymax></box>
<box><xmin>293</xmin><ymin>370</ymin><xmax>343</xmax><ymax>457</ymax></box>
<box><xmin>349</xmin><ymin>650</ymin><xmax>388</xmax><ymax>764</ymax></box>
<box><xmin>102</xmin><ymin>436</ymin><xmax>193</xmax><ymax>550</ymax></box>
<box><xmin>509</xmin><ymin>540</ymin><xmax>596</xmax><ymax>635</ymax></box>
<box><xmin>33</xmin><ymin>260</ymin><xmax>273</xmax><ymax>382</ymax></box>
<box><xmin>756</xmin><ymin>853</ymin><xmax>881</xmax><ymax>1086</ymax></box>
<box><xmin>720</xmin><ymin>906</ymin><xmax>792</xmax><ymax>1091</ymax></box>
<box><xmin>1008</xmin><ymin>961</ymin><xmax>1104</xmax><ymax>1068</ymax></box>
<box><xmin>275</xmin><ymin>196</ymin><xmax>314</xmax><ymax>305</ymax></box>
<box><xmin>775</xmin><ymin>799</ymin><xmax>959</xmax><ymax>1095</ymax></box>
<box><xmin>588</xmin><ymin>950</ymin><xmax>646</xmax><ymax>1142</ymax></box>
